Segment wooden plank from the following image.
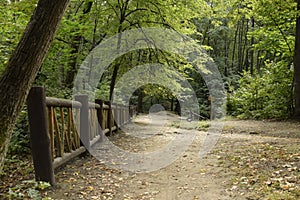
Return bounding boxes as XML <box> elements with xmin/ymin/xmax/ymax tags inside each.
<box><xmin>53</xmin><ymin>108</ymin><xmax>63</xmax><ymax>157</ymax></box>
<box><xmin>47</xmin><ymin>107</ymin><xmax>55</xmax><ymax>160</ymax></box>
<box><xmin>106</xmin><ymin>101</ymin><xmax>112</xmax><ymax>136</ymax></box>
<box><xmin>95</xmin><ymin>99</ymin><xmax>104</xmax><ymax>142</ymax></box>
<box><xmin>88</xmin><ymin>102</ymin><xmax>100</xmax><ymax>109</ymax></box>
<box><xmin>66</xmin><ymin>108</ymin><xmax>72</xmax><ymax>152</ymax></box>
<box><xmin>46</xmin><ymin>97</ymin><xmax>81</xmax><ymax>108</ymax></box>
<box><xmin>53</xmin><ymin>147</ymin><xmax>86</xmax><ymax>170</ymax></box>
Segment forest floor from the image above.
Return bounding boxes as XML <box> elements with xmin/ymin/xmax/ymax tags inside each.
<box><xmin>1</xmin><ymin>113</ymin><xmax>299</xmax><ymax>200</ymax></box>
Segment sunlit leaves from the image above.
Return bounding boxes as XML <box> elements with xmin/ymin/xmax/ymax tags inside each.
<box><xmin>0</xmin><ymin>1</ymin><xmax>38</xmax><ymax>74</ymax></box>
<box><xmin>228</xmin><ymin>61</ymin><xmax>293</xmax><ymax>119</ymax></box>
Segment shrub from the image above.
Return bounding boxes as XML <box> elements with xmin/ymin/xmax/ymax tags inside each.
<box><xmin>7</xmin><ymin>109</ymin><xmax>31</xmax><ymax>157</ymax></box>
<box><xmin>228</xmin><ymin>61</ymin><xmax>293</xmax><ymax>119</ymax></box>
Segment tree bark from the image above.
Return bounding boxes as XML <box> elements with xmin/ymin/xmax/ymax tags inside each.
<box><xmin>109</xmin><ymin>3</ymin><xmax>126</xmax><ymax>101</ymax></box>
<box><xmin>294</xmin><ymin>0</ymin><xmax>300</xmax><ymax>118</ymax></box>
<box><xmin>0</xmin><ymin>0</ymin><xmax>69</xmax><ymax>173</ymax></box>
<box><xmin>137</xmin><ymin>89</ymin><xmax>144</xmax><ymax>113</ymax></box>
<box><xmin>64</xmin><ymin>1</ymin><xmax>94</xmax><ymax>89</ymax></box>
<box><xmin>231</xmin><ymin>20</ymin><xmax>239</xmax><ymax>72</ymax></box>
<box><xmin>250</xmin><ymin>17</ymin><xmax>255</xmax><ymax>75</ymax></box>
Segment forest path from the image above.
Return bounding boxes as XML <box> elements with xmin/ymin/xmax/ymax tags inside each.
<box><xmin>44</xmin><ymin>114</ymin><xmax>300</xmax><ymax>200</ymax></box>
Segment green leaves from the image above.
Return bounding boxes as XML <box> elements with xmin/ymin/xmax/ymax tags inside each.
<box><xmin>228</xmin><ymin>60</ymin><xmax>293</xmax><ymax>119</ymax></box>
<box><xmin>7</xmin><ymin>179</ymin><xmax>51</xmax><ymax>200</ymax></box>
<box><xmin>0</xmin><ymin>1</ymin><xmax>38</xmax><ymax>73</ymax></box>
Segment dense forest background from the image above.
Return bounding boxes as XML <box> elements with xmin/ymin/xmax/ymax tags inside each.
<box><xmin>0</xmin><ymin>0</ymin><xmax>298</xmax><ymax>155</ymax></box>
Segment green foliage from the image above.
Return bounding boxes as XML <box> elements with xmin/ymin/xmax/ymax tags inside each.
<box><xmin>0</xmin><ymin>1</ymin><xmax>38</xmax><ymax>74</ymax></box>
<box><xmin>228</xmin><ymin>61</ymin><xmax>293</xmax><ymax>119</ymax></box>
<box><xmin>1</xmin><ymin>0</ymin><xmax>298</xmax><ymax>122</ymax></box>
<box><xmin>7</xmin><ymin>179</ymin><xmax>51</xmax><ymax>200</ymax></box>
<box><xmin>8</xmin><ymin>110</ymin><xmax>30</xmax><ymax>156</ymax></box>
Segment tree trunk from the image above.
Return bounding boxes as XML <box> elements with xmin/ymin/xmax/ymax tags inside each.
<box><xmin>237</xmin><ymin>19</ymin><xmax>244</xmax><ymax>72</ymax></box>
<box><xmin>250</xmin><ymin>17</ymin><xmax>255</xmax><ymax>75</ymax></box>
<box><xmin>109</xmin><ymin>58</ymin><xmax>121</xmax><ymax>101</ymax></box>
<box><xmin>137</xmin><ymin>89</ymin><xmax>144</xmax><ymax>113</ymax></box>
<box><xmin>0</xmin><ymin>0</ymin><xmax>69</xmax><ymax>173</ymax></box>
<box><xmin>294</xmin><ymin>0</ymin><xmax>300</xmax><ymax>118</ymax></box>
<box><xmin>64</xmin><ymin>1</ymin><xmax>94</xmax><ymax>89</ymax></box>
<box><xmin>241</xmin><ymin>19</ymin><xmax>249</xmax><ymax>72</ymax></box>
<box><xmin>64</xmin><ymin>35</ymin><xmax>82</xmax><ymax>89</ymax></box>
<box><xmin>231</xmin><ymin>20</ymin><xmax>239</xmax><ymax>72</ymax></box>
<box><xmin>256</xmin><ymin>50</ymin><xmax>262</xmax><ymax>74</ymax></box>
<box><xmin>170</xmin><ymin>97</ymin><xmax>174</xmax><ymax>111</ymax></box>
<box><xmin>224</xmin><ymin>31</ymin><xmax>229</xmax><ymax>77</ymax></box>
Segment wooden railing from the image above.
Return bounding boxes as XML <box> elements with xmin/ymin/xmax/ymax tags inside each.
<box><xmin>27</xmin><ymin>86</ymin><xmax>135</xmax><ymax>185</ymax></box>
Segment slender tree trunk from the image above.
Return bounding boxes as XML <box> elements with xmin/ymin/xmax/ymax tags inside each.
<box><xmin>256</xmin><ymin>50</ymin><xmax>262</xmax><ymax>75</ymax></box>
<box><xmin>231</xmin><ymin>21</ymin><xmax>239</xmax><ymax>72</ymax></box>
<box><xmin>109</xmin><ymin>27</ymin><xmax>123</xmax><ymax>100</ymax></box>
<box><xmin>109</xmin><ymin>60</ymin><xmax>121</xmax><ymax>101</ymax></box>
<box><xmin>64</xmin><ymin>1</ymin><xmax>93</xmax><ymax>89</ymax></box>
<box><xmin>108</xmin><ymin>0</ymin><xmax>130</xmax><ymax>101</ymax></box>
<box><xmin>293</xmin><ymin>0</ymin><xmax>300</xmax><ymax>118</ymax></box>
<box><xmin>64</xmin><ymin>35</ymin><xmax>82</xmax><ymax>89</ymax></box>
<box><xmin>224</xmin><ymin>32</ymin><xmax>229</xmax><ymax>76</ymax></box>
<box><xmin>238</xmin><ymin>19</ymin><xmax>244</xmax><ymax>72</ymax></box>
<box><xmin>137</xmin><ymin>89</ymin><xmax>144</xmax><ymax>113</ymax></box>
<box><xmin>250</xmin><ymin>17</ymin><xmax>255</xmax><ymax>75</ymax></box>
<box><xmin>244</xmin><ymin>50</ymin><xmax>249</xmax><ymax>72</ymax></box>
<box><xmin>0</xmin><ymin>0</ymin><xmax>69</xmax><ymax>172</ymax></box>
<box><xmin>241</xmin><ymin>19</ymin><xmax>249</xmax><ymax>71</ymax></box>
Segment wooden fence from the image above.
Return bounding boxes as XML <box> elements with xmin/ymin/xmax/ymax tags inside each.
<box><xmin>27</xmin><ymin>86</ymin><xmax>134</xmax><ymax>185</ymax></box>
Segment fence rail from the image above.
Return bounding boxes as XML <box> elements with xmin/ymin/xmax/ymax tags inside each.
<box><xmin>27</xmin><ymin>86</ymin><xmax>135</xmax><ymax>185</ymax></box>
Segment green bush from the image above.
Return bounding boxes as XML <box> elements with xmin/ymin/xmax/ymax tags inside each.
<box><xmin>227</xmin><ymin>61</ymin><xmax>293</xmax><ymax>119</ymax></box>
<box><xmin>8</xmin><ymin>109</ymin><xmax>31</xmax><ymax>157</ymax></box>
<box><xmin>7</xmin><ymin>179</ymin><xmax>51</xmax><ymax>200</ymax></box>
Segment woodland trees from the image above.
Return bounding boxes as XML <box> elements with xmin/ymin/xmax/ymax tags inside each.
<box><xmin>1</xmin><ymin>0</ymin><xmax>300</xmax><ymax>171</ymax></box>
<box><xmin>198</xmin><ymin>0</ymin><xmax>297</xmax><ymax>119</ymax></box>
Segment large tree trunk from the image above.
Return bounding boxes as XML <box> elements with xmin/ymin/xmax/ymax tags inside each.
<box><xmin>294</xmin><ymin>0</ymin><xmax>300</xmax><ymax>118</ymax></box>
<box><xmin>0</xmin><ymin>0</ymin><xmax>69</xmax><ymax>172</ymax></box>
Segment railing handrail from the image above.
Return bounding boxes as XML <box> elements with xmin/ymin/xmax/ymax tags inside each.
<box><xmin>46</xmin><ymin>97</ymin><xmax>82</xmax><ymax>108</ymax></box>
<box><xmin>27</xmin><ymin>86</ymin><xmax>136</xmax><ymax>185</ymax></box>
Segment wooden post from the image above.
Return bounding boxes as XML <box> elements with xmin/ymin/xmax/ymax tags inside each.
<box><xmin>118</xmin><ymin>104</ymin><xmax>121</xmax><ymax>127</ymax></box>
<box><xmin>95</xmin><ymin>99</ymin><xmax>104</xmax><ymax>128</ymax></box>
<box><xmin>129</xmin><ymin>106</ymin><xmax>132</xmax><ymax>121</ymax></box>
<box><xmin>125</xmin><ymin>106</ymin><xmax>128</xmax><ymax>123</ymax></box>
<box><xmin>101</xmin><ymin>100</ymin><xmax>106</xmax><ymax>130</ymax></box>
<box><xmin>120</xmin><ymin>105</ymin><xmax>123</xmax><ymax>127</ymax></box>
<box><xmin>27</xmin><ymin>86</ymin><xmax>55</xmax><ymax>185</ymax></box>
<box><xmin>75</xmin><ymin>95</ymin><xmax>90</xmax><ymax>150</ymax></box>
<box><xmin>105</xmin><ymin>101</ymin><xmax>112</xmax><ymax>136</ymax></box>
<box><xmin>125</xmin><ymin>106</ymin><xmax>127</xmax><ymax>124</ymax></box>
<box><xmin>208</xmin><ymin>95</ymin><xmax>213</xmax><ymax>120</ymax></box>
<box><xmin>114</xmin><ymin>104</ymin><xmax>119</xmax><ymax>129</ymax></box>
<box><xmin>95</xmin><ymin>99</ymin><xmax>104</xmax><ymax>142</ymax></box>
<box><xmin>126</xmin><ymin>106</ymin><xmax>130</xmax><ymax>123</ymax></box>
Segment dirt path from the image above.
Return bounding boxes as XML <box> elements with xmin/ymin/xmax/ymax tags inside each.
<box><xmin>43</xmin><ymin>114</ymin><xmax>300</xmax><ymax>200</ymax></box>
